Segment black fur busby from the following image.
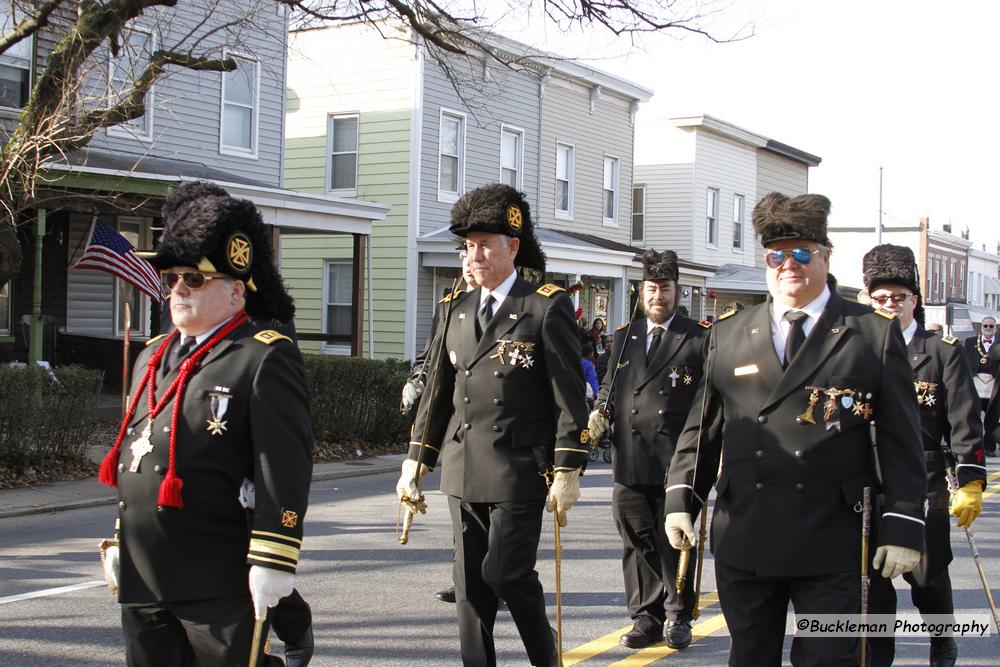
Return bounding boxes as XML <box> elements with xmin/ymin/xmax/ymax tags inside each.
<box><xmin>448</xmin><ymin>183</ymin><xmax>546</xmax><ymax>274</ymax></box>
<box><xmin>752</xmin><ymin>192</ymin><xmax>832</xmax><ymax>248</ymax></box>
<box><xmin>862</xmin><ymin>243</ymin><xmax>923</xmax><ymax>324</ymax></box>
<box><xmin>145</xmin><ymin>181</ymin><xmax>294</xmax><ymax>323</ymax></box>
<box><xmin>641</xmin><ymin>249</ymin><xmax>679</xmax><ymax>282</ymax></box>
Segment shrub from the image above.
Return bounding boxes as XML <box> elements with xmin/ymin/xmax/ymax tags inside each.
<box><xmin>0</xmin><ymin>364</ymin><xmax>104</xmax><ymax>467</ymax></box>
<box><xmin>305</xmin><ymin>355</ymin><xmax>412</xmax><ymax>446</ymax></box>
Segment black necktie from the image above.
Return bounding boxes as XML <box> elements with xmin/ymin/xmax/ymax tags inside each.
<box><xmin>476</xmin><ymin>295</ymin><xmax>495</xmax><ymax>341</ymax></box>
<box><xmin>166</xmin><ymin>335</ymin><xmax>196</xmax><ymax>374</ymax></box>
<box><xmin>783</xmin><ymin>310</ymin><xmax>808</xmax><ymax>368</ymax></box>
<box><xmin>646</xmin><ymin>326</ymin><xmax>663</xmax><ymax>366</ymax></box>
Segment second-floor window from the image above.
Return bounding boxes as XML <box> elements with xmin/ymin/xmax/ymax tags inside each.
<box><xmin>0</xmin><ymin>8</ymin><xmax>32</xmax><ymax>110</ymax></box>
<box><xmin>0</xmin><ymin>281</ymin><xmax>10</xmax><ymax>335</ymax></box>
<box><xmin>438</xmin><ymin>110</ymin><xmax>465</xmax><ymax>202</ymax></box>
<box><xmin>706</xmin><ymin>188</ymin><xmax>719</xmax><ymax>247</ymax></box>
<box><xmin>603</xmin><ymin>156</ymin><xmax>619</xmax><ymax>225</ymax></box>
<box><xmin>500</xmin><ymin>126</ymin><xmax>523</xmax><ymax>189</ymax></box>
<box><xmin>324</xmin><ymin>259</ymin><xmax>353</xmax><ymax>336</ymax></box>
<box><xmin>632</xmin><ymin>185</ymin><xmax>645</xmax><ymax>243</ymax></box>
<box><xmin>108</xmin><ymin>27</ymin><xmax>153</xmax><ymax>139</ymax></box>
<box><xmin>555</xmin><ymin>144</ymin><xmax>574</xmax><ymax>217</ymax></box>
<box><xmin>732</xmin><ymin>194</ymin><xmax>745</xmax><ymax>250</ymax></box>
<box><xmin>221</xmin><ymin>56</ymin><xmax>258</xmax><ymax>155</ymax></box>
<box><xmin>328</xmin><ymin>113</ymin><xmax>359</xmax><ymax>194</ymax></box>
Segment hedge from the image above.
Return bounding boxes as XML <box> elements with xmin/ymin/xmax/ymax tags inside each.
<box><xmin>0</xmin><ymin>364</ymin><xmax>104</xmax><ymax>467</ymax></box>
<box><xmin>305</xmin><ymin>355</ymin><xmax>412</xmax><ymax>446</ymax></box>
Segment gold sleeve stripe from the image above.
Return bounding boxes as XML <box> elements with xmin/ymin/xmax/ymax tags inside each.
<box><xmin>247</xmin><ymin>554</ymin><xmax>297</xmax><ymax>570</ymax></box>
<box><xmin>556</xmin><ymin>447</ymin><xmax>589</xmax><ymax>454</ymax></box>
<box><xmin>251</xmin><ymin>530</ymin><xmax>302</xmax><ymax>546</ymax></box>
<box><xmin>250</xmin><ymin>539</ymin><xmax>301</xmax><ymax>562</ymax></box>
<box><xmin>409</xmin><ymin>442</ymin><xmax>440</xmax><ymax>453</ymax></box>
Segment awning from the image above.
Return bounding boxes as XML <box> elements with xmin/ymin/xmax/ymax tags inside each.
<box><xmin>707</xmin><ymin>263</ymin><xmax>769</xmax><ymax>294</ymax></box>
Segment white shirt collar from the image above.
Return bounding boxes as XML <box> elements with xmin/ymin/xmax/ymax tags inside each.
<box><xmin>771</xmin><ymin>285</ymin><xmax>831</xmax><ymax>330</ymax></box>
<box><xmin>902</xmin><ymin>318</ymin><xmax>918</xmax><ymax>345</ymax></box>
<box><xmin>647</xmin><ymin>314</ymin><xmax>675</xmax><ymax>336</ymax></box>
<box><xmin>480</xmin><ymin>269</ymin><xmax>518</xmax><ymax>311</ymax></box>
<box><xmin>185</xmin><ymin>314</ymin><xmax>237</xmax><ymax>346</ymax></box>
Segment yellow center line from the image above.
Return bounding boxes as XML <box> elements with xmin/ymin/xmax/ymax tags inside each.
<box><xmin>606</xmin><ymin>613</ymin><xmax>729</xmax><ymax>666</ymax></box>
<box><xmin>982</xmin><ymin>469</ymin><xmax>1000</xmax><ymax>500</ymax></box>
<box><xmin>562</xmin><ymin>592</ymin><xmax>720</xmax><ymax>666</ymax></box>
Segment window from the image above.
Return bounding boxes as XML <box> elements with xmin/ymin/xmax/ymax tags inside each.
<box><xmin>603</xmin><ymin>156</ymin><xmax>619</xmax><ymax>224</ymax></box>
<box><xmin>632</xmin><ymin>186</ymin><xmax>645</xmax><ymax>243</ymax></box>
<box><xmin>499</xmin><ymin>126</ymin><xmax>523</xmax><ymax>189</ymax></box>
<box><xmin>324</xmin><ymin>260</ymin><xmax>353</xmax><ymax>336</ymax></box>
<box><xmin>0</xmin><ymin>8</ymin><xmax>32</xmax><ymax>109</ymax></box>
<box><xmin>107</xmin><ymin>27</ymin><xmax>153</xmax><ymax>139</ymax></box>
<box><xmin>327</xmin><ymin>113</ymin><xmax>359</xmax><ymax>194</ymax></box>
<box><xmin>114</xmin><ymin>219</ymin><xmax>149</xmax><ymax>336</ymax></box>
<box><xmin>438</xmin><ymin>110</ymin><xmax>465</xmax><ymax>201</ymax></box>
<box><xmin>732</xmin><ymin>194</ymin><xmax>745</xmax><ymax>250</ymax></box>
<box><xmin>555</xmin><ymin>144</ymin><xmax>574</xmax><ymax>217</ymax></box>
<box><xmin>706</xmin><ymin>188</ymin><xmax>719</xmax><ymax>246</ymax></box>
<box><xmin>221</xmin><ymin>56</ymin><xmax>258</xmax><ymax>154</ymax></box>
<box><xmin>0</xmin><ymin>281</ymin><xmax>10</xmax><ymax>335</ymax></box>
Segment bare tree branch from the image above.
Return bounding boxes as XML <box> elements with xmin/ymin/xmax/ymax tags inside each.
<box><xmin>0</xmin><ymin>0</ymin><xmax>63</xmax><ymax>56</ymax></box>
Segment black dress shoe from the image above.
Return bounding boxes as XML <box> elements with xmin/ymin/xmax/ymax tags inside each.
<box><xmin>283</xmin><ymin>626</ymin><xmax>314</xmax><ymax>667</ymax></box>
<box><xmin>619</xmin><ymin>619</ymin><xmax>663</xmax><ymax>649</ymax></box>
<box><xmin>435</xmin><ymin>585</ymin><xmax>456</xmax><ymax>603</ymax></box>
<box><xmin>929</xmin><ymin>636</ymin><xmax>957</xmax><ymax>667</ymax></box>
<box><xmin>666</xmin><ymin>620</ymin><xmax>692</xmax><ymax>649</ymax></box>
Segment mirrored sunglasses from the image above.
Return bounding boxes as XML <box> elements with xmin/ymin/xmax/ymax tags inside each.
<box><xmin>870</xmin><ymin>292</ymin><xmax>913</xmax><ymax>306</ymax></box>
<box><xmin>765</xmin><ymin>247</ymin><xmax>822</xmax><ymax>269</ymax></box>
<box><xmin>161</xmin><ymin>271</ymin><xmax>227</xmax><ymax>291</ymax></box>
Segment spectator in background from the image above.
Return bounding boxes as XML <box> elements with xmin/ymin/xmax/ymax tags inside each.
<box><xmin>581</xmin><ymin>342</ymin><xmax>599</xmax><ymax>407</ymax></box>
<box><xmin>596</xmin><ymin>333</ymin><xmax>614</xmax><ymax>381</ymax></box>
<box><xmin>926</xmin><ymin>322</ymin><xmax>944</xmax><ymax>336</ymax></box>
<box><xmin>588</xmin><ymin>318</ymin><xmax>607</xmax><ymax>352</ymax></box>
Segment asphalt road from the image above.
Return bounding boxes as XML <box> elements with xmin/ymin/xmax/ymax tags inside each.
<box><xmin>1</xmin><ymin>462</ymin><xmax>999</xmax><ymax>665</ymax></box>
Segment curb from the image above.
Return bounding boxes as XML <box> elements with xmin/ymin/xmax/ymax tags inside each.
<box><xmin>0</xmin><ymin>459</ymin><xmax>403</xmax><ymax>521</ymax></box>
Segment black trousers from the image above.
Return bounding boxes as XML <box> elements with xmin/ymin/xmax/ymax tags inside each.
<box><xmin>272</xmin><ymin>588</ymin><xmax>313</xmax><ymax>647</ymax></box>
<box><xmin>715</xmin><ymin>562</ymin><xmax>861</xmax><ymax>667</ymax></box>
<box><xmin>612</xmin><ymin>482</ymin><xmax>696</xmax><ymax>625</ymax></box>
<box><xmin>981</xmin><ymin>398</ymin><xmax>996</xmax><ymax>453</ymax></box>
<box><xmin>448</xmin><ymin>495</ymin><xmax>555</xmax><ymax>667</ymax></box>
<box><xmin>121</xmin><ymin>594</ymin><xmax>280</xmax><ymax>666</ymax></box>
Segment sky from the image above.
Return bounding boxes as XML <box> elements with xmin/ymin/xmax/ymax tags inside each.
<box><xmin>500</xmin><ymin>0</ymin><xmax>1000</xmax><ymax>252</ymax></box>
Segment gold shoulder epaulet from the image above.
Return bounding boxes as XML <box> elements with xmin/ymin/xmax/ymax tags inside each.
<box><xmin>439</xmin><ymin>290</ymin><xmax>463</xmax><ymax>304</ymax></box>
<box><xmin>875</xmin><ymin>307</ymin><xmax>897</xmax><ymax>320</ymax></box>
<box><xmin>145</xmin><ymin>333</ymin><xmax>169</xmax><ymax>347</ymax></box>
<box><xmin>615</xmin><ymin>321</ymin><xmax>630</xmax><ymax>332</ymax></box>
<box><xmin>941</xmin><ymin>335</ymin><xmax>958</xmax><ymax>346</ymax></box>
<box><xmin>699</xmin><ymin>319</ymin><xmax>713</xmax><ymax>329</ymax></box>
<box><xmin>254</xmin><ymin>330</ymin><xmax>293</xmax><ymax>345</ymax></box>
<box><xmin>536</xmin><ymin>284</ymin><xmax>565</xmax><ymax>297</ymax></box>
<box><xmin>718</xmin><ymin>310</ymin><xmax>739</xmax><ymax>321</ymax></box>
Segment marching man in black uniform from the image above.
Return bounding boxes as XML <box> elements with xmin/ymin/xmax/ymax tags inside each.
<box><xmin>396</xmin><ymin>183</ymin><xmax>590</xmax><ymax>667</ymax></box>
<box><xmin>663</xmin><ymin>192</ymin><xmax>927</xmax><ymax>667</ymax></box>
<box><xmin>963</xmin><ymin>316</ymin><xmax>999</xmax><ymax>456</ymax></box>
<box><xmin>587</xmin><ymin>249</ymin><xmax>709</xmax><ymax>650</ymax></box>
<box><xmin>862</xmin><ymin>244</ymin><xmax>986</xmax><ymax>667</ymax></box>
<box><xmin>98</xmin><ymin>182</ymin><xmax>313</xmax><ymax>666</ymax></box>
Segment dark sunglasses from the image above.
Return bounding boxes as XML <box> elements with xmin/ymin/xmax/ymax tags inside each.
<box><xmin>764</xmin><ymin>247</ymin><xmax>823</xmax><ymax>269</ymax></box>
<box><xmin>870</xmin><ymin>292</ymin><xmax>913</xmax><ymax>306</ymax></box>
<box><xmin>982</xmin><ymin>324</ymin><xmax>996</xmax><ymax>329</ymax></box>
<box><xmin>161</xmin><ymin>271</ymin><xmax>228</xmax><ymax>291</ymax></box>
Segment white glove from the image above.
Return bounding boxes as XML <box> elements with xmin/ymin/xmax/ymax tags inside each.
<box><xmin>665</xmin><ymin>512</ymin><xmax>696</xmax><ymax>551</ymax></box>
<box><xmin>238</xmin><ymin>477</ymin><xmax>256</xmax><ymax>510</ymax></box>
<box><xmin>545</xmin><ymin>469</ymin><xmax>581</xmax><ymax>527</ymax></box>
<box><xmin>872</xmin><ymin>545</ymin><xmax>921</xmax><ymax>579</ymax></box>
<box><xmin>585</xmin><ymin>383</ymin><xmax>595</xmax><ymax>400</ymax></box>
<box><xmin>400</xmin><ymin>379</ymin><xmax>424</xmax><ymax>414</ymax></box>
<box><xmin>100</xmin><ymin>541</ymin><xmax>120</xmax><ymax>594</ymax></box>
<box><xmin>587</xmin><ymin>409</ymin><xmax>611</xmax><ymax>443</ymax></box>
<box><xmin>249</xmin><ymin>565</ymin><xmax>295</xmax><ymax>620</ymax></box>
<box><xmin>396</xmin><ymin>458</ymin><xmax>431</xmax><ymax>502</ymax></box>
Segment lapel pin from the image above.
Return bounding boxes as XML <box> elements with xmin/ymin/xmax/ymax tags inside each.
<box><xmin>458</xmin><ymin>313</ymin><xmax>466</xmax><ymax>320</ymax></box>
<box><xmin>509</xmin><ymin>314</ymin><xmax>518</xmax><ymax>320</ymax></box>
<box><xmin>831</xmin><ymin>327</ymin><xmax>840</xmax><ymax>334</ymax></box>
<box><xmin>631</xmin><ymin>335</ymin><xmax>638</xmax><ymax>340</ymax></box>
<box><xmin>750</xmin><ymin>328</ymin><xmax>760</xmax><ymax>334</ymax></box>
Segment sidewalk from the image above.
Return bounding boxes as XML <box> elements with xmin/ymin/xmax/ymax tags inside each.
<box><xmin>0</xmin><ymin>453</ymin><xmax>407</xmax><ymax>520</ymax></box>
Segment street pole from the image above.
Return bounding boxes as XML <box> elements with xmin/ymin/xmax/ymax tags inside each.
<box><xmin>29</xmin><ymin>209</ymin><xmax>46</xmax><ymax>364</ymax></box>
<box><xmin>878</xmin><ymin>167</ymin><xmax>883</xmax><ymax>245</ymax></box>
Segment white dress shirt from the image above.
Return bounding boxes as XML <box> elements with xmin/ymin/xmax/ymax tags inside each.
<box><xmin>479</xmin><ymin>269</ymin><xmax>518</xmax><ymax>314</ymax></box>
<box><xmin>646</xmin><ymin>314</ymin><xmax>676</xmax><ymax>355</ymax></box>
<box><xmin>770</xmin><ymin>286</ymin><xmax>831</xmax><ymax>362</ymax></box>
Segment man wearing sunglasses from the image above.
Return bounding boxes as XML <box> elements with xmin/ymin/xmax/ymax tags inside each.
<box><xmin>963</xmin><ymin>317</ymin><xmax>999</xmax><ymax>456</ymax></box>
<box><xmin>860</xmin><ymin>244</ymin><xmax>985</xmax><ymax>667</ymax></box>
<box><xmin>98</xmin><ymin>182</ymin><xmax>312</xmax><ymax>666</ymax></box>
<box><xmin>663</xmin><ymin>192</ymin><xmax>927</xmax><ymax>667</ymax></box>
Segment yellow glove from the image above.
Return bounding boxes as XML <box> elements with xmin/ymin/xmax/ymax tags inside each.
<box><xmin>950</xmin><ymin>480</ymin><xmax>984</xmax><ymax>527</ymax></box>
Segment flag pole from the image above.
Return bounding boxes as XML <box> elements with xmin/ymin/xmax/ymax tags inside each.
<box><xmin>121</xmin><ymin>303</ymin><xmax>131</xmax><ymax>416</ymax></box>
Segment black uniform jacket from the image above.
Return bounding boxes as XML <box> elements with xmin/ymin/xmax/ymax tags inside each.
<box><xmin>116</xmin><ymin>319</ymin><xmax>313</xmax><ymax>603</ymax></box>
<box><xmin>908</xmin><ymin>327</ymin><xmax>985</xmax><ymax>493</ymax></box>
<box><xmin>664</xmin><ymin>292</ymin><xmax>927</xmax><ymax>577</ymax></box>
<box><xmin>409</xmin><ymin>277</ymin><xmax>590</xmax><ymax>503</ymax></box>
<box><xmin>597</xmin><ymin>315</ymin><xmax>710</xmax><ymax>486</ymax></box>
<box><xmin>986</xmin><ymin>342</ymin><xmax>1000</xmax><ymax>442</ymax></box>
<box><xmin>962</xmin><ymin>334</ymin><xmax>1000</xmax><ymax>379</ymax></box>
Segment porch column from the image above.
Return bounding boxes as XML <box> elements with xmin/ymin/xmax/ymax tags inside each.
<box><xmin>28</xmin><ymin>209</ymin><xmax>45</xmax><ymax>364</ymax></box>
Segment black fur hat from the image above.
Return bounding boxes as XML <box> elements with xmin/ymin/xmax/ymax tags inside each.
<box><xmin>752</xmin><ymin>192</ymin><xmax>833</xmax><ymax>248</ymax></box>
<box><xmin>862</xmin><ymin>243</ymin><xmax>923</xmax><ymax>324</ymax></box>
<box><xmin>641</xmin><ymin>249</ymin><xmax>679</xmax><ymax>282</ymax></box>
<box><xmin>448</xmin><ymin>183</ymin><xmax>546</xmax><ymax>274</ymax></box>
<box><xmin>144</xmin><ymin>181</ymin><xmax>295</xmax><ymax>323</ymax></box>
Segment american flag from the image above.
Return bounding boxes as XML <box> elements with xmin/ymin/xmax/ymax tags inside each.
<box><xmin>72</xmin><ymin>222</ymin><xmax>165</xmax><ymax>302</ymax></box>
